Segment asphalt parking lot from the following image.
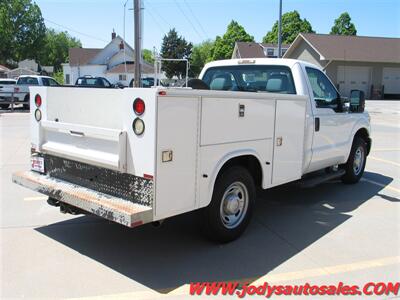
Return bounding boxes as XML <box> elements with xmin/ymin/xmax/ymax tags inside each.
<box><xmin>1</xmin><ymin>101</ymin><xmax>399</xmax><ymax>299</ymax></box>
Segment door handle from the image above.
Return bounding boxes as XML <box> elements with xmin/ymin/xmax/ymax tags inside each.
<box><xmin>69</xmin><ymin>130</ymin><xmax>85</xmax><ymax>137</ymax></box>
<box><xmin>315</xmin><ymin>117</ymin><xmax>320</xmax><ymax>132</ymax></box>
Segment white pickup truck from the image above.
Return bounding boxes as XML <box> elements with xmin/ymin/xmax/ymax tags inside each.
<box><xmin>14</xmin><ymin>75</ymin><xmax>60</xmax><ymax>109</ymax></box>
<box><xmin>13</xmin><ymin>58</ymin><xmax>371</xmax><ymax>242</ymax></box>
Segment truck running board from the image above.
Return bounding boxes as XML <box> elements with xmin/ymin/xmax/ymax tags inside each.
<box><xmin>12</xmin><ymin>171</ymin><xmax>153</xmax><ymax>228</ymax></box>
<box><xmin>299</xmin><ymin>169</ymin><xmax>346</xmax><ymax>188</ymax></box>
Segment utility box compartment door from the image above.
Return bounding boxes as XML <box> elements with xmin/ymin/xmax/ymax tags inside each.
<box><xmin>272</xmin><ymin>99</ymin><xmax>306</xmax><ymax>185</ymax></box>
<box><xmin>155</xmin><ymin>96</ymin><xmax>199</xmax><ymax>219</ymax></box>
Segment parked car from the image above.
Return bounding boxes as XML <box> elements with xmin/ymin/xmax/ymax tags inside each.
<box><xmin>15</xmin><ymin>75</ymin><xmax>60</xmax><ymax>109</ymax></box>
<box><xmin>14</xmin><ymin>58</ymin><xmax>370</xmax><ymax>242</ymax></box>
<box><xmin>75</xmin><ymin>76</ymin><xmax>114</xmax><ymax>88</ymax></box>
<box><xmin>0</xmin><ymin>78</ymin><xmax>17</xmax><ymax>109</ymax></box>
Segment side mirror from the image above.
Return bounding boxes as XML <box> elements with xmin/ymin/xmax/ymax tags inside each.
<box><xmin>349</xmin><ymin>90</ymin><xmax>365</xmax><ymax>113</ymax></box>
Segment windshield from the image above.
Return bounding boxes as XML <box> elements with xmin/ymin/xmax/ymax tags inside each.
<box><xmin>0</xmin><ymin>80</ymin><xmax>16</xmax><ymax>85</ymax></box>
<box><xmin>17</xmin><ymin>77</ymin><xmax>39</xmax><ymax>85</ymax></box>
<box><xmin>202</xmin><ymin>65</ymin><xmax>296</xmax><ymax>94</ymax></box>
<box><xmin>76</xmin><ymin>78</ymin><xmax>100</xmax><ymax>86</ymax></box>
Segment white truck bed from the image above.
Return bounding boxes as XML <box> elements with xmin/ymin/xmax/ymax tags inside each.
<box><xmin>13</xmin><ymin>85</ymin><xmax>307</xmax><ymax>226</ymax></box>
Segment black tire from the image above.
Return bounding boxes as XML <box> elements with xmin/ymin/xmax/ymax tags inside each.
<box><xmin>341</xmin><ymin>137</ymin><xmax>367</xmax><ymax>184</ymax></box>
<box><xmin>23</xmin><ymin>94</ymin><xmax>30</xmax><ymax>110</ymax></box>
<box><xmin>203</xmin><ymin>166</ymin><xmax>255</xmax><ymax>243</ymax></box>
<box><xmin>0</xmin><ymin>104</ymin><xmax>9</xmax><ymax>110</ymax></box>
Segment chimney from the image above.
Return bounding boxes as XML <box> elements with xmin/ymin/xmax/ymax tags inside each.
<box><xmin>119</xmin><ymin>41</ymin><xmax>124</xmax><ymax>50</ymax></box>
<box><xmin>111</xmin><ymin>29</ymin><xmax>116</xmax><ymax>40</ymax></box>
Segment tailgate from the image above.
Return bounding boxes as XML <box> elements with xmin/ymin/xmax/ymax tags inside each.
<box><xmin>31</xmin><ymin>87</ymin><xmax>128</xmax><ymax>172</ymax></box>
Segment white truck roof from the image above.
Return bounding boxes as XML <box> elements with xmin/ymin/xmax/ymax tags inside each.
<box><xmin>200</xmin><ymin>58</ymin><xmax>322</xmax><ymax>77</ymax></box>
<box><xmin>17</xmin><ymin>75</ymin><xmax>53</xmax><ymax>79</ymax></box>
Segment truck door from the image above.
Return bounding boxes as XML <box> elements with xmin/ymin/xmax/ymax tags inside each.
<box><xmin>304</xmin><ymin>67</ymin><xmax>357</xmax><ymax>172</ymax></box>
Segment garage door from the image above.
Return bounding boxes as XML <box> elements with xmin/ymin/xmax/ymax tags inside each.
<box><xmin>337</xmin><ymin>66</ymin><xmax>371</xmax><ymax>97</ymax></box>
<box><xmin>382</xmin><ymin>68</ymin><xmax>400</xmax><ymax>94</ymax></box>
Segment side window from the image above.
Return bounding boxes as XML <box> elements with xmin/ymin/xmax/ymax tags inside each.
<box><xmin>102</xmin><ymin>78</ymin><xmax>111</xmax><ymax>87</ymax></box>
<box><xmin>49</xmin><ymin>79</ymin><xmax>59</xmax><ymax>86</ymax></box>
<box><xmin>306</xmin><ymin>67</ymin><xmax>338</xmax><ymax>109</ymax></box>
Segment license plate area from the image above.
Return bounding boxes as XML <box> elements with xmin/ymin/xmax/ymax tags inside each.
<box><xmin>31</xmin><ymin>155</ymin><xmax>45</xmax><ymax>173</ymax></box>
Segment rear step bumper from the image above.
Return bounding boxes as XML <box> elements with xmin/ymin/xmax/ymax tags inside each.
<box><xmin>12</xmin><ymin>171</ymin><xmax>153</xmax><ymax>228</ymax></box>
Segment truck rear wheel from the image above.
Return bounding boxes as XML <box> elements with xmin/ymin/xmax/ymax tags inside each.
<box><xmin>203</xmin><ymin>166</ymin><xmax>255</xmax><ymax>243</ymax></box>
<box><xmin>341</xmin><ymin>137</ymin><xmax>367</xmax><ymax>184</ymax></box>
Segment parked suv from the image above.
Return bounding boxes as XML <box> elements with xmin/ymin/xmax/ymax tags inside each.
<box><xmin>75</xmin><ymin>76</ymin><xmax>114</xmax><ymax>88</ymax></box>
<box><xmin>15</xmin><ymin>75</ymin><xmax>60</xmax><ymax>109</ymax></box>
<box><xmin>0</xmin><ymin>78</ymin><xmax>17</xmax><ymax>109</ymax></box>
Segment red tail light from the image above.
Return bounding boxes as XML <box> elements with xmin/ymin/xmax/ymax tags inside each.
<box><xmin>35</xmin><ymin>94</ymin><xmax>42</xmax><ymax>107</ymax></box>
<box><xmin>133</xmin><ymin>98</ymin><xmax>145</xmax><ymax>115</ymax></box>
<box><xmin>14</xmin><ymin>87</ymin><xmax>19</xmax><ymax>93</ymax></box>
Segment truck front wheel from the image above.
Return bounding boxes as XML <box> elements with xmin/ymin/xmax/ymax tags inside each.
<box><xmin>341</xmin><ymin>137</ymin><xmax>367</xmax><ymax>184</ymax></box>
<box><xmin>203</xmin><ymin>166</ymin><xmax>255</xmax><ymax>243</ymax></box>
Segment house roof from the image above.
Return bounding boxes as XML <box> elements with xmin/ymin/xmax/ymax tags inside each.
<box><xmin>106</xmin><ymin>63</ymin><xmax>154</xmax><ymax>74</ymax></box>
<box><xmin>0</xmin><ymin>64</ymin><xmax>10</xmax><ymax>72</ymax></box>
<box><xmin>234</xmin><ymin>42</ymin><xmax>291</xmax><ymax>58</ymax></box>
<box><xmin>284</xmin><ymin>33</ymin><xmax>400</xmax><ymax>63</ymax></box>
<box><xmin>68</xmin><ymin>48</ymin><xmax>102</xmax><ymax>66</ymax></box>
<box><xmin>7</xmin><ymin>67</ymin><xmax>39</xmax><ymax>75</ymax></box>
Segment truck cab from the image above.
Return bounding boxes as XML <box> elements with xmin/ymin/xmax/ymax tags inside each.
<box><xmin>199</xmin><ymin>59</ymin><xmax>371</xmax><ymax>176</ymax></box>
<box><xmin>13</xmin><ymin>58</ymin><xmax>371</xmax><ymax>242</ymax></box>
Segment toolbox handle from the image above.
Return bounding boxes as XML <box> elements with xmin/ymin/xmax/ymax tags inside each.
<box><xmin>69</xmin><ymin>130</ymin><xmax>85</xmax><ymax>137</ymax></box>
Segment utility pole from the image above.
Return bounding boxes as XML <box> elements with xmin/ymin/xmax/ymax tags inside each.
<box><xmin>134</xmin><ymin>0</ymin><xmax>142</xmax><ymax>87</ymax></box>
<box><xmin>278</xmin><ymin>0</ymin><xmax>282</xmax><ymax>58</ymax></box>
<box><xmin>123</xmin><ymin>0</ymin><xmax>129</xmax><ymax>79</ymax></box>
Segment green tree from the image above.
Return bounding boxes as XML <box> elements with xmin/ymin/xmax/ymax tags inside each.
<box><xmin>39</xmin><ymin>29</ymin><xmax>81</xmax><ymax>71</ymax></box>
<box><xmin>142</xmin><ymin>49</ymin><xmax>154</xmax><ymax>64</ymax></box>
<box><xmin>160</xmin><ymin>28</ymin><xmax>192</xmax><ymax>79</ymax></box>
<box><xmin>263</xmin><ymin>10</ymin><xmax>314</xmax><ymax>44</ymax></box>
<box><xmin>52</xmin><ymin>69</ymin><xmax>64</xmax><ymax>84</ymax></box>
<box><xmin>190</xmin><ymin>40</ymin><xmax>214</xmax><ymax>77</ymax></box>
<box><xmin>330</xmin><ymin>12</ymin><xmax>357</xmax><ymax>35</ymax></box>
<box><xmin>210</xmin><ymin>20</ymin><xmax>254</xmax><ymax>60</ymax></box>
<box><xmin>0</xmin><ymin>0</ymin><xmax>46</xmax><ymax>65</ymax></box>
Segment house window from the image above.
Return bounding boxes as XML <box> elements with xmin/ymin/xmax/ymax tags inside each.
<box><xmin>281</xmin><ymin>48</ymin><xmax>287</xmax><ymax>56</ymax></box>
<box><xmin>119</xmin><ymin>74</ymin><xmax>127</xmax><ymax>81</ymax></box>
<box><xmin>267</xmin><ymin>48</ymin><xmax>274</xmax><ymax>57</ymax></box>
<box><xmin>65</xmin><ymin>74</ymin><xmax>70</xmax><ymax>84</ymax></box>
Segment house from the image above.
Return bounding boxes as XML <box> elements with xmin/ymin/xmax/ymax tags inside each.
<box><xmin>283</xmin><ymin>33</ymin><xmax>400</xmax><ymax>99</ymax></box>
<box><xmin>232</xmin><ymin>42</ymin><xmax>290</xmax><ymax>59</ymax></box>
<box><xmin>0</xmin><ymin>65</ymin><xmax>10</xmax><ymax>78</ymax></box>
<box><xmin>7</xmin><ymin>67</ymin><xmax>38</xmax><ymax>78</ymax></box>
<box><xmin>63</xmin><ymin>32</ymin><xmax>154</xmax><ymax>86</ymax></box>
<box><xmin>6</xmin><ymin>59</ymin><xmax>54</xmax><ymax>78</ymax></box>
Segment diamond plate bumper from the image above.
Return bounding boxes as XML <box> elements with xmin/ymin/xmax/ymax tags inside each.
<box><xmin>12</xmin><ymin>171</ymin><xmax>153</xmax><ymax>227</ymax></box>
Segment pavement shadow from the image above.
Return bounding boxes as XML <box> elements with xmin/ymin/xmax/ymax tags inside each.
<box><xmin>35</xmin><ymin>171</ymin><xmax>393</xmax><ymax>292</ymax></box>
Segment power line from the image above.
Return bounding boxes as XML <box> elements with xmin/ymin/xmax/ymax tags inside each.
<box><xmin>144</xmin><ymin>8</ymin><xmax>167</xmax><ymax>36</ymax></box>
<box><xmin>44</xmin><ymin>18</ymin><xmax>108</xmax><ymax>43</ymax></box>
<box><xmin>144</xmin><ymin>0</ymin><xmax>173</xmax><ymax>29</ymax></box>
<box><xmin>173</xmin><ymin>0</ymin><xmax>204</xmax><ymax>40</ymax></box>
<box><xmin>182</xmin><ymin>0</ymin><xmax>208</xmax><ymax>39</ymax></box>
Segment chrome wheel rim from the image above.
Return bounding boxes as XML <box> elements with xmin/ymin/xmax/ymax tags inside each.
<box><xmin>220</xmin><ymin>182</ymin><xmax>249</xmax><ymax>229</ymax></box>
<box><xmin>353</xmin><ymin>146</ymin><xmax>365</xmax><ymax>176</ymax></box>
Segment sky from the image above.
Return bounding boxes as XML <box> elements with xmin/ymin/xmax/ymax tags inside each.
<box><xmin>36</xmin><ymin>0</ymin><xmax>400</xmax><ymax>51</ymax></box>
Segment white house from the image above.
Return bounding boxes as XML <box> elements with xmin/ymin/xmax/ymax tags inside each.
<box><xmin>63</xmin><ymin>32</ymin><xmax>155</xmax><ymax>86</ymax></box>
